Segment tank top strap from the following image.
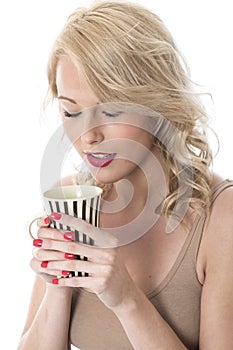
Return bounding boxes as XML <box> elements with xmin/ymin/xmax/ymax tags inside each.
<box><xmin>210</xmin><ymin>179</ymin><xmax>233</xmax><ymax>204</ymax></box>
<box><xmin>147</xmin><ymin>179</ymin><xmax>233</xmax><ymax>298</ymax></box>
<box><xmin>190</xmin><ymin>179</ymin><xmax>233</xmax><ymax>261</ymax></box>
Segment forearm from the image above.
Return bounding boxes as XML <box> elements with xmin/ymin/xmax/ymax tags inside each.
<box><xmin>113</xmin><ymin>286</ymin><xmax>187</xmax><ymax>350</ymax></box>
<box><xmin>18</xmin><ymin>285</ymin><xmax>73</xmax><ymax>350</ymax></box>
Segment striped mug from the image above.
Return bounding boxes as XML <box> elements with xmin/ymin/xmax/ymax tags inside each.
<box><xmin>28</xmin><ymin>185</ymin><xmax>103</xmax><ymax>277</ymax></box>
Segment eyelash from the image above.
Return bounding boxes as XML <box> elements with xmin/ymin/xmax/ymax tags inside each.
<box><xmin>63</xmin><ymin>111</ymin><xmax>82</xmax><ymax>118</ymax></box>
<box><xmin>102</xmin><ymin>111</ymin><xmax>122</xmax><ymax>118</ymax></box>
<box><xmin>63</xmin><ymin>110</ymin><xmax>122</xmax><ymax>118</ymax></box>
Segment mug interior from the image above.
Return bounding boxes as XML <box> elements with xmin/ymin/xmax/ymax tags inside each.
<box><xmin>43</xmin><ymin>185</ymin><xmax>103</xmax><ymax>200</ymax></box>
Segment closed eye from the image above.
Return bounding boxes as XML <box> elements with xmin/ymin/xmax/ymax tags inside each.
<box><xmin>102</xmin><ymin>111</ymin><xmax>123</xmax><ymax>118</ymax></box>
<box><xmin>63</xmin><ymin>110</ymin><xmax>82</xmax><ymax>118</ymax></box>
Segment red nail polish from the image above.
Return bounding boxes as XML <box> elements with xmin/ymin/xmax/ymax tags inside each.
<box><xmin>50</xmin><ymin>212</ymin><xmax>62</xmax><ymax>220</ymax></box>
<box><xmin>64</xmin><ymin>232</ymin><xmax>74</xmax><ymax>241</ymax></box>
<box><xmin>52</xmin><ymin>278</ymin><xmax>59</xmax><ymax>285</ymax></box>
<box><xmin>65</xmin><ymin>253</ymin><xmax>75</xmax><ymax>260</ymax></box>
<box><xmin>41</xmin><ymin>261</ymin><xmax>48</xmax><ymax>268</ymax></box>
<box><xmin>43</xmin><ymin>216</ymin><xmax>50</xmax><ymax>225</ymax></box>
<box><xmin>33</xmin><ymin>239</ymin><xmax>43</xmax><ymax>247</ymax></box>
<box><xmin>62</xmin><ymin>270</ymin><xmax>71</xmax><ymax>277</ymax></box>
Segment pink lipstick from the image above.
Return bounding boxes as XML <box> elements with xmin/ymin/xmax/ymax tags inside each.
<box><xmin>85</xmin><ymin>152</ymin><xmax>117</xmax><ymax>168</ymax></box>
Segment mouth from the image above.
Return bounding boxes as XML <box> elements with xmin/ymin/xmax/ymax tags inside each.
<box><xmin>84</xmin><ymin>152</ymin><xmax>117</xmax><ymax>168</ymax></box>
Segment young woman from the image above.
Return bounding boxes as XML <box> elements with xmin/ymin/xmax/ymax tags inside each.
<box><xmin>18</xmin><ymin>1</ymin><xmax>233</xmax><ymax>349</ymax></box>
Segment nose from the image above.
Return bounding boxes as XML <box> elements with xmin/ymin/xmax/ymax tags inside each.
<box><xmin>81</xmin><ymin>127</ymin><xmax>104</xmax><ymax>145</ymax></box>
<box><xmin>80</xmin><ymin>108</ymin><xmax>104</xmax><ymax>146</ymax></box>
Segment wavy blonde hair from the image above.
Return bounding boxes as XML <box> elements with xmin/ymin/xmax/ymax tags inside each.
<box><xmin>47</xmin><ymin>0</ymin><xmax>213</xmax><ymax>218</ymax></box>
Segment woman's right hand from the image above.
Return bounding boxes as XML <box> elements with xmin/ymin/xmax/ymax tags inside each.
<box><xmin>19</xmin><ymin>215</ymin><xmax>73</xmax><ymax>350</ymax></box>
<box><xmin>30</xmin><ymin>216</ymin><xmax>72</xmax><ymax>285</ymax></box>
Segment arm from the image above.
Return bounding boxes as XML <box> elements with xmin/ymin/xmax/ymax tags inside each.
<box><xmin>49</xmin><ymin>214</ymin><xmax>188</xmax><ymax>349</ymax></box>
<box><xmin>112</xmin><ymin>286</ymin><xmax>188</xmax><ymax>350</ymax></box>
<box><xmin>18</xmin><ymin>275</ymin><xmax>73</xmax><ymax>350</ymax></box>
<box><xmin>112</xmin><ymin>189</ymin><xmax>233</xmax><ymax>350</ymax></box>
<box><xmin>198</xmin><ymin>187</ymin><xmax>233</xmax><ymax>349</ymax></box>
<box><xmin>19</xmin><ymin>179</ymin><xmax>75</xmax><ymax>350</ymax></box>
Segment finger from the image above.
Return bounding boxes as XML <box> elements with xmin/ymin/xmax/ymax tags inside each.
<box><xmin>37</xmin><ymin>227</ymin><xmax>71</xmax><ymax>241</ymax></box>
<box><xmin>37</xmin><ymin>215</ymin><xmax>51</xmax><ymax>228</ymax></box>
<box><xmin>32</xmin><ymin>248</ymin><xmax>65</xmax><ymax>262</ymax></box>
<box><xmin>50</xmin><ymin>213</ymin><xmax>119</xmax><ymax>248</ymax></box>
<box><xmin>39</xmin><ymin>272</ymin><xmax>57</xmax><ymax>284</ymax></box>
<box><xmin>54</xmin><ymin>275</ymin><xmax>101</xmax><ymax>290</ymax></box>
<box><xmin>39</xmin><ymin>238</ymin><xmax>116</xmax><ymax>264</ymax></box>
<box><xmin>30</xmin><ymin>257</ymin><xmax>62</xmax><ymax>277</ymax></box>
<box><xmin>47</xmin><ymin>257</ymin><xmax>107</xmax><ymax>276</ymax></box>
<box><xmin>31</xmin><ymin>255</ymin><xmax>96</xmax><ymax>279</ymax></box>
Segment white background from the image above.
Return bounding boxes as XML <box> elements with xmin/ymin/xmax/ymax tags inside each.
<box><xmin>0</xmin><ymin>1</ymin><xmax>232</xmax><ymax>348</ymax></box>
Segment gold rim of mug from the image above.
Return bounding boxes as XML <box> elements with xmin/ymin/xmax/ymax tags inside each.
<box><xmin>28</xmin><ymin>216</ymin><xmax>42</xmax><ymax>240</ymax></box>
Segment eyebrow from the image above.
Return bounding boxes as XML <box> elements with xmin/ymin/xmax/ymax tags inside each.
<box><xmin>57</xmin><ymin>95</ymin><xmax>77</xmax><ymax>104</ymax></box>
<box><xmin>57</xmin><ymin>95</ymin><xmax>101</xmax><ymax>107</ymax></box>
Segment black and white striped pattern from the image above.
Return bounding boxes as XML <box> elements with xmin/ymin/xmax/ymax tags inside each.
<box><xmin>47</xmin><ymin>195</ymin><xmax>101</xmax><ymax>245</ymax></box>
<box><xmin>43</xmin><ymin>186</ymin><xmax>102</xmax><ymax>277</ymax></box>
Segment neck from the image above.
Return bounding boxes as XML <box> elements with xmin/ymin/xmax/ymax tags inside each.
<box><xmin>99</xmin><ymin>146</ymin><xmax>172</xmax><ymax>245</ymax></box>
<box><xmin>103</xmin><ymin>146</ymin><xmax>169</xmax><ymax>214</ymax></box>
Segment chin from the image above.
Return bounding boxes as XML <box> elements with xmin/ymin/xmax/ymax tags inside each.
<box><xmin>91</xmin><ymin>172</ymin><xmax>120</xmax><ymax>185</ymax></box>
<box><xmin>92</xmin><ymin>166</ymin><xmax>136</xmax><ymax>186</ymax></box>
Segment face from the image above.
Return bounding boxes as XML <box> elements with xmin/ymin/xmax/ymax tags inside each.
<box><xmin>56</xmin><ymin>55</ymin><xmax>156</xmax><ymax>185</ymax></box>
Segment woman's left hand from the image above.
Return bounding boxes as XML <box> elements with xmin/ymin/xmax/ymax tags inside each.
<box><xmin>38</xmin><ymin>212</ymin><xmax>135</xmax><ymax>310</ymax></box>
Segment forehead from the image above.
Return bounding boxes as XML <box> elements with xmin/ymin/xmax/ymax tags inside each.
<box><xmin>56</xmin><ymin>55</ymin><xmax>99</xmax><ymax>107</ymax></box>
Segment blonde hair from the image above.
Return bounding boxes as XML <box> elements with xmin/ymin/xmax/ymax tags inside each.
<box><xmin>47</xmin><ymin>0</ymin><xmax>214</xmax><ymax>218</ymax></box>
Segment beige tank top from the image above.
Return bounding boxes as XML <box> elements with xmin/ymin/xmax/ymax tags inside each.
<box><xmin>69</xmin><ymin>180</ymin><xmax>233</xmax><ymax>350</ymax></box>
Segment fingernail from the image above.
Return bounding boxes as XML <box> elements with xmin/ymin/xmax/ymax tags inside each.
<box><xmin>52</xmin><ymin>278</ymin><xmax>59</xmax><ymax>285</ymax></box>
<box><xmin>62</xmin><ymin>270</ymin><xmax>71</xmax><ymax>277</ymax></box>
<box><xmin>33</xmin><ymin>239</ymin><xmax>43</xmax><ymax>247</ymax></box>
<box><xmin>50</xmin><ymin>212</ymin><xmax>62</xmax><ymax>220</ymax></box>
<box><xmin>43</xmin><ymin>216</ymin><xmax>50</xmax><ymax>225</ymax></box>
<box><xmin>65</xmin><ymin>253</ymin><xmax>75</xmax><ymax>260</ymax></box>
<box><xmin>41</xmin><ymin>261</ymin><xmax>48</xmax><ymax>268</ymax></box>
<box><xmin>64</xmin><ymin>232</ymin><xmax>74</xmax><ymax>241</ymax></box>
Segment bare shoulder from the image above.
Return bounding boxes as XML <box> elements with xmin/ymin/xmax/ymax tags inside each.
<box><xmin>200</xmin><ymin>179</ymin><xmax>233</xmax><ymax>273</ymax></box>
<box><xmin>197</xmin><ymin>179</ymin><xmax>233</xmax><ymax>347</ymax></box>
<box><xmin>208</xmin><ymin>179</ymin><xmax>233</xmax><ymax>231</ymax></box>
<box><xmin>207</xmin><ymin>174</ymin><xmax>233</xmax><ymax>226</ymax></box>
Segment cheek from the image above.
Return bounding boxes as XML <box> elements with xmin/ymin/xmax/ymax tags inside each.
<box><xmin>62</xmin><ymin>118</ymin><xmax>83</xmax><ymax>147</ymax></box>
<box><xmin>73</xmin><ymin>139</ymin><xmax>82</xmax><ymax>155</ymax></box>
<box><xmin>118</xmin><ymin>127</ymin><xmax>153</xmax><ymax>148</ymax></box>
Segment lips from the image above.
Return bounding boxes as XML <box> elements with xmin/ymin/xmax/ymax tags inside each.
<box><xmin>85</xmin><ymin>152</ymin><xmax>117</xmax><ymax>168</ymax></box>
